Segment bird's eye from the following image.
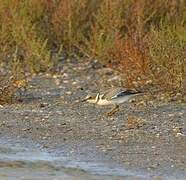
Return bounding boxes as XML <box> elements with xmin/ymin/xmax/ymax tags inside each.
<box><xmin>85</xmin><ymin>96</ymin><xmax>91</xmax><ymax>100</ymax></box>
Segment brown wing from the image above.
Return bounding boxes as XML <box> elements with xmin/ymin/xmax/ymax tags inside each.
<box><xmin>103</xmin><ymin>88</ymin><xmax>140</xmax><ymax>100</ymax></box>
<box><xmin>102</xmin><ymin>87</ymin><xmax>126</xmax><ymax>100</ymax></box>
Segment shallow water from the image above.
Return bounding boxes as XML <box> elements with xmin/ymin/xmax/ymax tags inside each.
<box><xmin>0</xmin><ymin>137</ymin><xmax>185</xmax><ymax>180</ymax></box>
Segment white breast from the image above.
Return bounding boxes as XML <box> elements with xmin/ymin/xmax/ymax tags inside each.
<box><xmin>97</xmin><ymin>99</ymin><xmax>113</xmax><ymax>105</ymax></box>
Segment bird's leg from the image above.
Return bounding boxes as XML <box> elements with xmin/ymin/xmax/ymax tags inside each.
<box><xmin>106</xmin><ymin>104</ymin><xmax>119</xmax><ymax>116</ymax></box>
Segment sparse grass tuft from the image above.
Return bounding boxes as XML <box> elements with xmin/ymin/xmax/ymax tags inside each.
<box><xmin>0</xmin><ymin>0</ymin><xmax>52</xmax><ymax>74</ymax></box>
<box><xmin>106</xmin><ymin>34</ymin><xmax>151</xmax><ymax>89</ymax></box>
<box><xmin>148</xmin><ymin>25</ymin><xmax>186</xmax><ymax>93</ymax></box>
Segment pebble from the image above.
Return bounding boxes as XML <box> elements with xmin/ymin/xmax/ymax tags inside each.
<box><xmin>66</xmin><ymin>91</ymin><xmax>72</xmax><ymax>95</ymax></box>
<box><xmin>168</xmin><ymin>113</ymin><xmax>174</xmax><ymax>117</ymax></box>
<box><xmin>178</xmin><ymin>112</ymin><xmax>183</xmax><ymax>116</ymax></box>
<box><xmin>56</xmin><ymin>111</ymin><xmax>63</xmax><ymax>115</ymax></box>
<box><xmin>45</xmin><ymin>73</ymin><xmax>51</xmax><ymax>77</ymax></box>
<box><xmin>72</xmin><ymin>81</ymin><xmax>78</xmax><ymax>85</ymax></box>
<box><xmin>53</xmin><ymin>75</ymin><xmax>60</xmax><ymax>79</ymax></box>
<box><xmin>145</xmin><ymin>79</ymin><xmax>153</xmax><ymax>85</ymax></box>
<box><xmin>63</xmin><ymin>80</ymin><xmax>69</xmax><ymax>83</ymax></box>
<box><xmin>156</xmin><ymin>133</ymin><xmax>160</xmax><ymax>137</ymax></box>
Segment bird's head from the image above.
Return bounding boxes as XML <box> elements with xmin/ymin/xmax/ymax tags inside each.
<box><xmin>82</xmin><ymin>93</ymin><xmax>100</xmax><ymax>104</ymax></box>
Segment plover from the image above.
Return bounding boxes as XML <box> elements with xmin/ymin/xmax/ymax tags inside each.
<box><xmin>82</xmin><ymin>87</ymin><xmax>142</xmax><ymax>116</ymax></box>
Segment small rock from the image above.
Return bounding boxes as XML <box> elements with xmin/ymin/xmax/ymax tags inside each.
<box><xmin>66</xmin><ymin>91</ymin><xmax>72</xmax><ymax>95</ymax></box>
<box><xmin>45</xmin><ymin>73</ymin><xmax>51</xmax><ymax>77</ymax></box>
<box><xmin>72</xmin><ymin>81</ymin><xmax>78</xmax><ymax>85</ymax></box>
<box><xmin>168</xmin><ymin>113</ymin><xmax>174</xmax><ymax>117</ymax></box>
<box><xmin>63</xmin><ymin>80</ymin><xmax>69</xmax><ymax>83</ymax></box>
<box><xmin>53</xmin><ymin>75</ymin><xmax>60</xmax><ymax>79</ymax></box>
<box><xmin>156</xmin><ymin>133</ymin><xmax>160</xmax><ymax>137</ymax></box>
<box><xmin>178</xmin><ymin>112</ymin><xmax>183</xmax><ymax>116</ymax></box>
<box><xmin>145</xmin><ymin>79</ymin><xmax>153</xmax><ymax>85</ymax></box>
<box><xmin>56</xmin><ymin>111</ymin><xmax>63</xmax><ymax>115</ymax></box>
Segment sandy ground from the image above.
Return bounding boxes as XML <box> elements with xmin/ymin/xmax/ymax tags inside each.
<box><xmin>0</xmin><ymin>59</ymin><xmax>185</xmax><ymax>179</ymax></box>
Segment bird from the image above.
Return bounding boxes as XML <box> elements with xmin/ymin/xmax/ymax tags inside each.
<box><xmin>82</xmin><ymin>87</ymin><xmax>143</xmax><ymax>116</ymax></box>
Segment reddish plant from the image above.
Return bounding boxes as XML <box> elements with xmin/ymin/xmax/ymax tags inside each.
<box><xmin>107</xmin><ymin>34</ymin><xmax>151</xmax><ymax>89</ymax></box>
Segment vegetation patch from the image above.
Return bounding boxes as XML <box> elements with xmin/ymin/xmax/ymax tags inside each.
<box><xmin>0</xmin><ymin>0</ymin><xmax>185</xmax><ymax>103</ymax></box>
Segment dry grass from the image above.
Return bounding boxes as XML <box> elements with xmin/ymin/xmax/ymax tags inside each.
<box><xmin>0</xmin><ymin>0</ymin><xmax>185</xmax><ymax>103</ymax></box>
<box><xmin>147</xmin><ymin>26</ymin><xmax>186</xmax><ymax>93</ymax></box>
<box><xmin>106</xmin><ymin>34</ymin><xmax>152</xmax><ymax>89</ymax></box>
<box><xmin>0</xmin><ymin>0</ymin><xmax>52</xmax><ymax>73</ymax></box>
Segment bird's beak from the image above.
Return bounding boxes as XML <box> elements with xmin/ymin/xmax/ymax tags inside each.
<box><xmin>81</xmin><ymin>97</ymin><xmax>89</xmax><ymax>102</ymax></box>
<box><xmin>82</xmin><ymin>98</ymin><xmax>87</xmax><ymax>102</ymax></box>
